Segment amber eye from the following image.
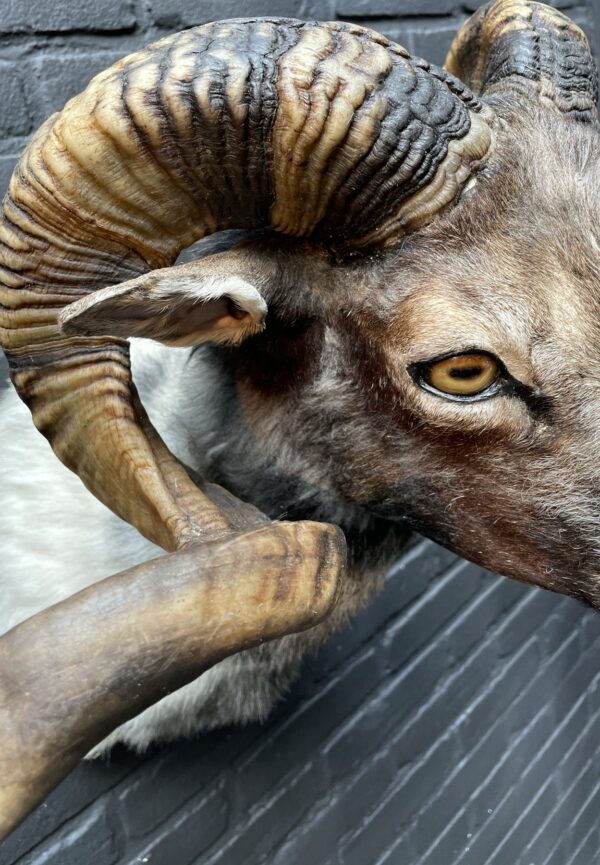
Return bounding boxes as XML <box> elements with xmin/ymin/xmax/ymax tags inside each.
<box><xmin>424</xmin><ymin>352</ymin><xmax>500</xmax><ymax>397</ymax></box>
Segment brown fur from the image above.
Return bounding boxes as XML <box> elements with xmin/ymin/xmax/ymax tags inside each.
<box><xmin>223</xmin><ymin>104</ymin><xmax>600</xmax><ymax>606</ymax></box>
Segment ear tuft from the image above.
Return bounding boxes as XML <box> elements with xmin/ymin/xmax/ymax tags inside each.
<box><xmin>188</xmin><ymin>277</ymin><xmax>268</xmax><ymax>346</ymax></box>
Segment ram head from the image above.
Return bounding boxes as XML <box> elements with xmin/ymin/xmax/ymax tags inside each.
<box><xmin>0</xmin><ymin>0</ymin><xmax>599</xmax><ymax>837</ymax></box>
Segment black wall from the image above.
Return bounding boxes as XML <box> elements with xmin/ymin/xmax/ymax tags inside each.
<box><xmin>1</xmin><ymin>2</ymin><xmax>600</xmax><ymax>864</ymax></box>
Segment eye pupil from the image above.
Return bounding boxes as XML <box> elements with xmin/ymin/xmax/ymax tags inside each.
<box><xmin>449</xmin><ymin>364</ymin><xmax>484</xmax><ymax>380</ymax></box>
<box><xmin>422</xmin><ymin>352</ymin><xmax>500</xmax><ymax>397</ymax></box>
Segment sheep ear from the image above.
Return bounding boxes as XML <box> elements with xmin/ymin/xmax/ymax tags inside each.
<box><xmin>59</xmin><ymin>260</ymin><xmax>268</xmax><ymax>347</ymax></box>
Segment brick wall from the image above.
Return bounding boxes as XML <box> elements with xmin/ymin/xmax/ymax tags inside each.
<box><xmin>1</xmin><ymin>2</ymin><xmax>600</xmax><ymax>864</ymax></box>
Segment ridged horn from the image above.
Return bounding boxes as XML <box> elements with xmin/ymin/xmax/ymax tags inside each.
<box><xmin>446</xmin><ymin>0</ymin><xmax>598</xmax><ymax>123</ymax></box>
<box><xmin>0</xmin><ymin>18</ymin><xmax>494</xmax><ymax>552</ymax></box>
<box><xmin>0</xmin><ymin>519</ymin><xmax>343</xmax><ymax>839</ymax></box>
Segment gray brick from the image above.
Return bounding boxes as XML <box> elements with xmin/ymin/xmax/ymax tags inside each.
<box><xmin>522</xmin><ymin>752</ymin><xmax>597</xmax><ymax>865</ymax></box>
<box><xmin>572</xmin><ymin>830</ymin><xmax>600</xmax><ymax>865</ymax></box>
<box><xmin>116</xmin><ymin>728</ymin><xmax>259</xmax><ymax>839</ymax></box>
<box><xmin>15</xmin><ymin>804</ymin><xmax>119</xmax><ymax>865</ymax></box>
<box><xmin>386</xmin><ymin>639</ymin><xmax>495</xmax><ymax>767</ymax></box>
<box><xmin>419</xmin><ymin>709</ymin><xmax>556</xmax><ymax>865</ymax></box>
<box><xmin>383</xmin><ymin>560</ymin><xmax>484</xmax><ymax>672</ymax></box>
<box><xmin>270</xmin><ymin>751</ymin><xmax>398</xmax><ymax>865</ymax></box>
<box><xmin>586</xmin><ymin>671</ymin><xmax>600</xmax><ymax>715</ymax></box>
<box><xmin>235</xmin><ymin>649</ymin><xmax>380</xmax><ymax>810</ymax></box>
<box><xmin>580</xmin><ymin>608</ymin><xmax>600</xmax><ymax>649</ymax></box>
<box><xmin>487</xmin><ymin>781</ymin><xmax>559</xmax><ymax>865</ymax></box>
<box><xmin>540</xmin><ymin>597</ymin><xmax>586</xmax><ymax>655</ymax></box>
<box><xmin>391</xmin><ymin>728</ymin><xmax>463</xmax><ymax>829</ymax></box>
<box><xmin>0</xmin><ymin>155</ymin><xmax>18</xmax><ymax>200</ymax></box>
<box><xmin>464</xmin><ymin>711</ymin><xmax>551</xmax><ymax>833</ymax></box>
<box><xmin>392</xmin><ymin>589</ymin><xmax>529</xmax><ymax>756</ymax></box>
<box><xmin>29</xmin><ymin>53</ymin><xmax>129</xmax><ymax>125</ymax></box>
<box><xmin>556</xmin><ymin>711</ymin><xmax>600</xmax><ymax>788</ymax></box>
<box><xmin>322</xmin><ymin>641</ymin><xmax>448</xmax><ymax>783</ymax></box>
<box><xmin>149</xmin><ymin>0</ymin><xmax>334</xmax><ymax>30</ymax></box>
<box><xmin>384</xmin><ymin>539</ymin><xmax>458</xmax><ymax>591</ymax></box>
<box><xmin>493</xmin><ymin>587</ymin><xmax>561</xmax><ymax>659</ymax></box>
<box><xmin>414</xmin><ymin>677</ymin><xmax>547</xmax><ymax>860</ymax></box>
<box><xmin>409</xmin><ymin>21</ymin><xmax>465</xmax><ymax>66</ymax></box>
<box><xmin>132</xmin><ymin>789</ymin><xmax>229</xmax><ymax>865</ymax></box>
<box><xmin>449</xmin><ymin>678</ymin><xmax>593</xmax><ymax>865</ymax></box>
<box><xmin>340</xmin><ymin>732</ymin><xmax>461</xmax><ymax>865</ymax></box>
<box><xmin>412</xmin><ymin>720</ymin><xmax>517</xmax><ymax>858</ymax></box>
<box><xmin>0</xmin><ymin>66</ymin><xmax>32</xmax><ymax>137</ymax></box>
<box><xmin>544</xmin><ymin>774</ymin><xmax>600</xmax><ymax>865</ymax></box>
<box><xmin>336</xmin><ymin>0</ymin><xmax>458</xmax><ymax>15</ymax></box>
<box><xmin>202</xmin><ymin>763</ymin><xmax>323</xmax><ymax>865</ymax></box>
<box><xmin>467</xmin><ymin>763</ymin><xmax>558</xmax><ymax>865</ymax></box>
<box><xmin>441</xmin><ymin>577</ymin><xmax>526</xmax><ymax>668</ymax></box>
<box><xmin>375</xmin><ymin>831</ymin><xmax>418</xmax><ymax>865</ymax></box>
<box><xmin>343</xmin><ymin>18</ymin><xmax>412</xmax><ymax>47</ymax></box>
<box><xmin>549</xmin><ymin>635</ymin><xmax>600</xmax><ymax>725</ymax></box>
<box><xmin>324</xmin><ymin>630</ymin><xmax>494</xmax><ymax>801</ymax></box>
<box><xmin>461</xmin><ymin>0</ymin><xmax>578</xmax><ymax>7</ymax></box>
<box><xmin>0</xmin><ymin>0</ymin><xmax>135</xmax><ymax>34</ymax></box>
<box><xmin>414</xmin><ymin>630</ymin><xmax>578</xmax><ymax>861</ymax></box>
<box><xmin>558</xmin><ymin>766</ymin><xmax>600</xmax><ymax>861</ymax></box>
<box><xmin>118</xmin><ymin>761</ymin><xmax>221</xmax><ymax>841</ymax></box>
<box><xmin>496</xmin><ymin>711</ymin><xmax>600</xmax><ymax>862</ymax></box>
<box><xmin>456</xmin><ymin>635</ymin><xmax>541</xmax><ymax>748</ymax></box>
<box><xmin>0</xmin><ymin>351</ymin><xmax>8</xmax><ymax>388</ymax></box>
<box><xmin>0</xmin><ymin>755</ymin><xmax>138</xmax><ymax>865</ymax></box>
<box><xmin>564</xmin><ymin>823</ymin><xmax>600</xmax><ymax>865</ymax></box>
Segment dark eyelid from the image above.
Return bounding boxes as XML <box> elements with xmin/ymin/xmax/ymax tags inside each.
<box><xmin>410</xmin><ymin>347</ymin><xmax>502</xmax><ymax>370</ymax></box>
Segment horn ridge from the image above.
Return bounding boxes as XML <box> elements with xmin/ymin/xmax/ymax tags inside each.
<box><xmin>446</xmin><ymin>0</ymin><xmax>598</xmax><ymax>124</ymax></box>
<box><xmin>0</xmin><ymin>17</ymin><xmax>494</xmax><ymax>551</ymax></box>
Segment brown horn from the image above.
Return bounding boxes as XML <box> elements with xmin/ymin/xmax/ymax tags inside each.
<box><xmin>0</xmin><ymin>18</ymin><xmax>494</xmax><ymax>552</ymax></box>
<box><xmin>0</xmin><ymin>518</ymin><xmax>343</xmax><ymax>839</ymax></box>
<box><xmin>445</xmin><ymin>0</ymin><xmax>598</xmax><ymax>123</ymax></box>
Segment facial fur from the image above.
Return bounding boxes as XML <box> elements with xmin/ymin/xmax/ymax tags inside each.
<box><xmin>218</xmin><ymin>106</ymin><xmax>600</xmax><ymax>606</ymax></box>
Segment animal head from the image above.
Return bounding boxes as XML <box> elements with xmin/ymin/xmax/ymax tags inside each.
<box><xmin>1</xmin><ymin>1</ymin><xmax>599</xmax><ymax>603</ymax></box>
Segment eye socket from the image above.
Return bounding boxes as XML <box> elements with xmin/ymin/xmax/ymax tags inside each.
<box><xmin>417</xmin><ymin>352</ymin><xmax>501</xmax><ymax>399</ymax></box>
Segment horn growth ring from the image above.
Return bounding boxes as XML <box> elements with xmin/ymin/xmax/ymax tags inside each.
<box><xmin>446</xmin><ymin>0</ymin><xmax>598</xmax><ymax>123</ymax></box>
<box><xmin>0</xmin><ymin>17</ymin><xmax>494</xmax><ymax>551</ymax></box>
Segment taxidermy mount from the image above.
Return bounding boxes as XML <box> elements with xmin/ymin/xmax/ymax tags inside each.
<box><xmin>0</xmin><ymin>0</ymin><xmax>598</xmax><ymax>835</ymax></box>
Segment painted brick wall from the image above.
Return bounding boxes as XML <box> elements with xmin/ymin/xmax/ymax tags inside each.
<box><xmin>1</xmin><ymin>2</ymin><xmax>600</xmax><ymax>864</ymax></box>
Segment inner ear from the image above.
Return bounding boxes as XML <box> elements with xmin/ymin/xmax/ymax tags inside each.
<box><xmin>171</xmin><ymin>294</ymin><xmax>250</xmax><ymax>341</ymax></box>
<box><xmin>59</xmin><ymin>263</ymin><xmax>268</xmax><ymax>347</ymax></box>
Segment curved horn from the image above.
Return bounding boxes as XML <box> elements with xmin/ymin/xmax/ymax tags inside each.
<box><xmin>0</xmin><ymin>519</ymin><xmax>343</xmax><ymax>838</ymax></box>
<box><xmin>0</xmin><ymin>18</ymin><xmax>494</xmax><ymax>551</ymax></box>
<box><xmin>446</xmin><ymin>0</ymin><xmax>598</xmax><ymax>123</ymax></box>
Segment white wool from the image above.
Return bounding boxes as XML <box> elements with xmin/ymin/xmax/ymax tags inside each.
<box><xmin>0</xmin><ymin>385</ymin><xmax>158</xmax><ymax>632</ymax></box>
<box><xmin>0</xmin><ymin>340</ymin><xmax>291</xmax><ymax>754</ymax></box>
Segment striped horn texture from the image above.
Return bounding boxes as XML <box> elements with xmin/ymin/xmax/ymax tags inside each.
<box><xmin>446</xmin><ymin>0</ymin><xmax>599</xmax><ymax>123</ymax></box>
<box><xmin>0</xmin><ymin>18</ymin><xmax>494</xmax><ymax>551</ymax></box>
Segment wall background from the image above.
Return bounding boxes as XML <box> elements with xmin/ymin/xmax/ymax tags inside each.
<box><xmin>1</xmin><ymin>2</ymin><xmax>600</xmax><ymax>864</ymax></box>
